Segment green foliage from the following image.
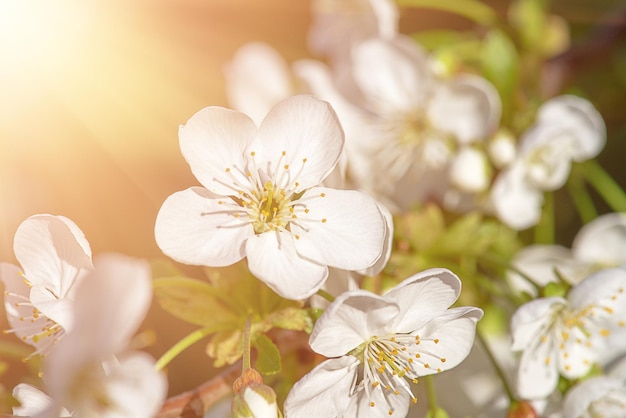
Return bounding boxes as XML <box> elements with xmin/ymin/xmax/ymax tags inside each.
<box><xmin>153</xmin><ymin>260</ymin><xmax>313</xmax><ymax>371</ymax></box>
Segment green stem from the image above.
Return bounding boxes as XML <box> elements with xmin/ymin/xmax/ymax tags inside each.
<box><xmin>242</xmin><ymin>316</ymin><xmax>252</xmax><ymax>371</ymax></box>
<box><xmin>477</xmin><ymin>331</ymin><xmax>516</xmax><ymax>402</ymax></box>
<box><xmin>155</xmin><ymin>325</ymin><xmax>224</xmax><ymax>371</ymax></box>
<box><xmin>566</xmin><ymin>170</ymin><xmax>597</xmax><ymax>223</ymax></box>
<box><xmin>534</xmin><ymin>191</ymin><xmax>554</xmax><ymax>244</ymax></box>
<box><xmin>316</xmin><ymin>289</ymin><xmax>335</xmax><ymax>303</ymax></box>
<box><xmin>424</xmin><ymin>375</ymin><xmax>439</xmax><ymax>415</ymax></box>
<box><xmin>582</xmin><ymin>160</ymin><xmax>626</xmax><ymax>212</ymax></box>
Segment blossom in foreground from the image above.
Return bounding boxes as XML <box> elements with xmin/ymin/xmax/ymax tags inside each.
<box><xmin>23</xmin><ymin>253</ymin><xmax>167</xmax><ymax>418</ymax></box>
<box><xmin>491</xmin><ymin>95</ymin><xmax>605</xmax><ymax>230</ymax></box>
<box><xmin>0</xmin><ymin>214</ymin><xmax>93</xmax><ymax>357</ymax></box>
<box><xmin>284</xmin><ymin>268</ymin><xmax>483</xmax><ymax>417</ymax></box>
<box><xmin>511</xmin><ymin>268</ymin><xmax>626</xmax><ymax>399</ymax></box>
<box><xmin>155</xmin><ymin>94</ymin><xmax>387</xmax><ymax>300</ymax></box>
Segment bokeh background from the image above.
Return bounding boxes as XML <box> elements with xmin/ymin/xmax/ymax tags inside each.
<box><xmin>1</xmin><ymin>0</ymin><xmax>625</xmax><ymax>407</ymax></box>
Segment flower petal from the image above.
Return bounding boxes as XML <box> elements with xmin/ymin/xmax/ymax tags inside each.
<box><xmin>12</xmin><ymin>384</ymin><xmax>55</xmax><ymax>417</ymax></box>
<box><xmin>563</xmin><ymin>376</ymin><xmax>622</xmax><ymax>418</ymax></box>
<box><xmin>348</xmin><ymin>384</ymin><xmax>411</xmax><ymax>418</ymax></box>
<box><xmin>178</xmin><ymin>106</ymin><xmax>256</xmax><ymax>195</ymax></box>
<box><xmin>510</xmin><ymin>297</ymin><xmax>565</xmax><ymax>351</ymax></box>
<box><xmin>491</xmin><ymin>162</ymin><xmax>543</xmax><ymax>230</ymax></box>
<box><xmin>292</xmin><ymin>187</ymin><xmax>385</xmax><ymax>271</ymax></box>
<box><xmin>384</xmin><ymin>268</ymin><xmax>462</xmax><ymax>333</ymax></box>
<box><xmin>283</xmin><ymin>356</ymin><xmax>358</xmax><ymax>418</ymax></box>
<box><xmin>225</xmin><ymin>42</ymin><xmax>292</xmax><ymax>125</ymax></box>
<box><xmin>155</xmin><ymin>187</ymin><xmax>251</xmax><ymax>267</ymax></box>
<box><xmin>427</xmin><ymin>75</ymin><xmax>501</xmax><ymax>144</ymax></box>
<box><xmin>572</xmin><ymin>212</ymin><xmax>626</xmax><ymax>267</ymax></box>
<box><xmin>516</xmin><ymin>334</ymin><xmax>559</xmax><ymax>399</ymax></box>
<box><xmin>245</xmin><ymin>231</ymin><xmax>328</xmax><ymax>300</ymax></box>
<box><xmin>29</xmin><ymin>286</ymin><xmax>74</xmax><ymax>331</ymax></box>
<box><xmin>357</xmin><ymin>200</ymin><xmax>393</xmax><ymax>276</ymax></box>
<box><xmin>14</xmin><ymin>214</ymin><xmax>92</xmax><ymax>297</ymax></box>
<box><xmin>310</xmin><ymin>290</ymin><xmax>399</xmax><ymax>357</ymax></box>
<box><xmin>567</xmin><ymin>268</ymin><xmax>626</xmax><ymax>312</ymax></box>
<box><xmin>254</xmin><ymin>95</ymin><xmax>344</xmax><ymax>191</ymax></box>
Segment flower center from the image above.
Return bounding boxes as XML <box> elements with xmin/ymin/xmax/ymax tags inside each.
<box><xmin>246</xmin><ymin>180</ymin><xmax>294</xmax><ymax>234</ymax></box>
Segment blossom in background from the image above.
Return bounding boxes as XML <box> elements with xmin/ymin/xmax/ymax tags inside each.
<box><xmin>16</xmin><ymin>253</ymin><xmax>167</xmax><ymax>418</ymax></box>
<box><xmin>284</xmin><ymin>268</ymin><xmax>483</xmax><ymax>417</ymax></box>
<box><xmin>155</xmin><ymin>94</ymin><xmax>387</xmax><ymax>300</ymax></box>
<box><xmin>491</xmin><ymin>95</ymin><xmax>606</xmax><ymax>230</ymax></box>
<box><xmin>0</xmin><ymin>215</ymin><xmax>93</xmax><ymax>357</ymax></box>
<box><xmin>511</xmin><ymin>268</ymin><xmax>626</xmax><ymax>400</ymax></box>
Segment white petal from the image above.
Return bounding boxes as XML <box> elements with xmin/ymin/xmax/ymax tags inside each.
<box><xmin>254</xmin><ymin>95</ymin><xmax>344</xmax><ymax>191</ymax></box>
<box><xmin>242</xmin><ymin>386</ymin><xmax>278</xmax><ymax>418</ymax></box>
<box><xmin>351</xmin><ymin>36</ymin><xmax>432</xmax><ymax>114</ymax></box>
<box><xmin>225</xmin><ymin>42</ymin><xmax>292</xmax><ymax>126</ymax></box>
<box><xmin>100</xmin><ymin>352</ymin><xmax>168</xmax><ymax>418</ymax></box>
<box><xmin>12</xmin><ymin>384</ymin><xmax>56</xmax><ymax>416</ymax></box>
<box><xmin>310</xmin><ymin>290</ymin><xmax>399</xmax><ymax>357</ymax></box>
<box><xmin>563</xmin><ymin>376</ymin><xmax>622</xmax><ymax>418</ymax></box>
<box><xmin>510</xmin><ymin>297</ymin><xmax>565</xmax><ymax>351</ymax></box>
<box><xmin>348</xmin><ymin>384</ymin><xmax>410</xmax><ymax>418</ymax></box>
<box><xmin>558</xmin><ymin>329</ymin><xmax>594</xmax><ymax>378</ymax></box>
<box><xmin>29</xmin><ymin>286</ymin><xmax>74</xmax><ymax>331</ymax></box>
<box><xmin>516</xmin><ymin>334</ymin><xmax>559</xmax><ymax>399</ymax></box>
<box><xmin>14</xmin><ymin>214</ymin><xmax>92</xmax><ymax>297</ymax></box>
<box><xmin>567</xmin><ymin>268</ymin><xmax>626</xmax><ymax>311</ymax></box>
<box><xmin>413</xmin><ymin>306</ymin><xmax>483</xmax><ymax>374</ymax></box>
<box><xmin>292</xmin><ymin>187</ymin><xmax>385</xmax><ymax>271</ymax></box>
<box><xmin>155</xmin><ymin>187</ymin><xmax>251</xmax><ymax>267</ymax></box>
<box><xmin>384</xmin><ymin>268</ymin><xmax>462</xmax><ymax>333</ymax></box>
<box><xmin>490</xmin><ymin>162</ymin><xmax>543</xmax><ymax>230</ymax></box>
<box><xmin>427</xmin><ymin>75</ymin><xmax>501</xmax><ymax>144</ymax></box>
<box><xmin>449</xmin><ymin>147</ymin><xmax>490</xmax><ymax>192</ymax></box>
<box><xmin>572</xmin><ymin>212</ymin><xmax>626</xmax><ymax>266</ymax></box>
<box><xmin>245</xmin><ymin>231</ymin><xmax>328</xmax><ymax>300</ymax></box>
<box><xmin>357</xmin><ymin>200</ymin><xmax>393</xmax><ymax>276</ymax></box>
<box><xmin>178</xmin><ymin>106</ymin><xmax>256</xmax><ymax>195</ymax></box>
<box><xmin>536</xmin><ymin>95</ymin><xmax>606</xmax><ymax>161</ymax></box>
<box><xmin>283</xmin><ymin>356</ymin><xmax>358</xmax><ymax>418</ymax></box>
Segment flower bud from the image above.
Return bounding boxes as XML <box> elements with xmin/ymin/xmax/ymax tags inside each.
<box><xmin>232</xmin><ymin>368</ymin><xmax>279</xmax><ymax>418</ymax></box>
<box><xmin>507</xmin><ymin>400</ymin><xmax>538</xmax><ymax>418</ymax></box>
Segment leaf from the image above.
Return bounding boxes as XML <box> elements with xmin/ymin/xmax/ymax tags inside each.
<box><xmin>480</xmin><ymin>29</ymin><xmax>520</xmax><ymax>112</ymax></box>
<box><xmin>206</xmin><ymin>330</ymin><xmax>244</xmax><ymax>367</ymax></box>
<box><xmin>397</xmin><ymin>0</ymin><xmax>498</xmax><ymax>26</ymax></box>
<box><xmin>508</xmin><ymin>0</ymin><xmax>547</xmax><ymax>51</ymax></box>
<box><xmin>153</xmin><ymin>277</ymin><xmax>239</xmax><ymax>327</ymax></box>
<box><xmin>266</xmin><ymin>306</ymin><xmax>313</xmax><ymax>333</ymax></box>
<box><xmin>253</xmin><ymin>334</ymin><xmax>281</xmax><ymax>375</ymax></box>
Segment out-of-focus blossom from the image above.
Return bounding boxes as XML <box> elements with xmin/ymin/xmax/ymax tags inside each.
<box><xmin>155</xmin><ymin>95</ymin><xmax>387</xmax><ymax>300</ymax></box>
<box><xmin>491</xmin><ymin>95</ymin><xmax>606</xmax><ymax>230</ymax></box>
<box><xmin>0</xmin><ymin>215</ymin><xmax>93</xmax><ymax>357</ymax></box>
<box><xmin>562</xmin><ymin>376</ymin><xmax>626</xmax><ymax>418</ymax></box>
<box><xmin>284</xmin><ymin>268</ymin><xmax>482</xmax><ymax>417</ymax></box>
<box><xmin>29</xmin><ymin>253</ymin><xmax>167</xmax><ymax>418</ymax></box>
<box><xmin>511</xmin><ymin>268</ymin><xmax>626</xmax><ymax>400</ymax></box>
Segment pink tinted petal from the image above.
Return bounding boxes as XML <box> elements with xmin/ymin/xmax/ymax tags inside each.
<box><xmin>29</xmin><ymin>286</ymin><xmax>74</xmax><ymax>331</ymax></box>
<box><xmin>283</xmin><ymin>356</ymin><xmax>358</xmax><ymax>418</ymax></box>
<box><xmin>384</xmin><ymin>268</ymin><xmax>462</xmax><ymax>333</ymax></box>
<box><xmin>310</xmin><ymin>290</ymin><xmax>399</xmax><ymax>357</ymax></box>
<box><xmin>155</xmin><ymin>187</ymin><xmax>251</xmax><ymax>267</ymax></box>
<box><xmin>427</xmin><ymin>75</ymin><xmax>501</xmax><ymax>144</ymax></box>
<box><xmin>254</xmin><ymin>95</ymin><xmax>344</xmax><ymax>191</ymax></box>
<box><xmin>15</xmin><ymin>214</ymin><xmax>92</xmax><ymax>296</ymax></box>
<box><xmin>12</xmin><ymin>384</ymin><xmax>60</xmax><ymax>417</ymax></box>
<box><xmin>516</xmin><ymin>335</ymin><xmax>559</xmax><ymax>399</ymax></box>
<box><xmin>292</xmin><ymin>187</ymin><xmax>385</xmax><ymax>271</ymax></box>
<box><xmin>511</xmin><ymin>297</ymin><xmax>565</xmax><ymax>351</ymax></box>
<box><xmin>72</xmin><ymin>254</ymin><xmax>152</xmax><ymax>356</ymax></box>
<box><xmin>179</xmin><ymin>106</ymin><xmax>256</xmax><ymax>195</ymax></box>
<box><xmin>225</xmin><ymin>42</ymin><xmax>292</xmax><ymax>125</ymax></box>
<box><xmin>103</xmin><ymin>352</ymin><xmax>168</xmax><ymax>418</ymax></box>
<box><xmin>245</xmin><ymin>231</ymin><xmax>328</xmax><ymax>300</ymax></box>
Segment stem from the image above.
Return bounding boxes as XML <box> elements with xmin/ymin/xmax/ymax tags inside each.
<box><xmin>316</xmin><ymin>289</ymin><xmax>335</xmax><ymax>303</ymax></box>
<box><xmin>566</xmin><ymin>170</ymin><xmax>597</xmax><ymax>223</ymax></box>
<box><xmin>424</xmin><ymin>375</ymin><xmax>439</xmax><ymax>415</ymax></box>
<box><xmin>534</xmin><ymin>191</ymin><xmax>554</xmax><ymax>244</ymax></box>
<box><xmin>155</xmin><ymin>325</ymin><xmax>224</xmax><ymax>371</ymax></box>
<box><xmin>476</xmin><ymin>331</ymin><xmax>515</xmax><ymax>402</ymax></box>
<box><xmin>242</xmin><ymin>316</ymin><xmax>252</xmax><ymax>372</ymax></box>
<box><xmin>582</xmin><ymin>159</ymin><xmax>626</xmax><ymax>212</ymax></box>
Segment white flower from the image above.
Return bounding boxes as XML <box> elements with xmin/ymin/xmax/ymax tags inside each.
<box><xmin>36</xmin><ymin>253</ymin><xmax>167</xmax><ymax>418</ymax></box>
<box><xmin>284</xmin><ymin>268</ymin><xmax>483</xmax><ymax>417</ymax></box>
<box><xmin>155</xmin><ymin>94</ymin><xmax>387</xmax><ymax>300</ymax></box>
<box><xmin>0</xmin><ymin>215</ymin><xmax>92</xmax><ymax>357</ymax></box>
<box><xmin>572</xmin><ymin>212</ymin><xmax>626</xmax><ymax>268</ymax></box>
<box><xmin>449</xmin><ymin>147</ymin><xmax>490</xmax><ymax>193</ymax></box>
<box><xmin>491</xmin><ymin>95</ymin><xmax>605</xmax><ymax>230</ymax></box>
<box><xmin>511</xmin><ymin>268</ymin><xmax>626</xmax><ymax>400</ymax></box>
<box><xmin>562</xmin><ymin>376</ymin><xmax>626</xmax><ymax>418</ymax></box>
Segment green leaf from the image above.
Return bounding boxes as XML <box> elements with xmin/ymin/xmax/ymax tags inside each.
<box><xmin>397</xmin><ymin>0</ymin><xmax>498</xmax><ymax>26</ymax></box>
<box><xmin>153</xmin><ymin>277</ymin><xmax>239</xmax><ymax>327</ymax></box>
<box><xmin>480</xmin><ymin>29</ymin><xmax>520</xmax><ymax>111</ymax></box>
<box><xmin>266</xmin><ymin>306</ymin><xmax>313</xmax><ymax>333</ymax></box>
<box><xmin>253</xmin><ymin>334</ymin><xmax>281</xmax><ymax>375</ymax></box>
<box><xmin>508</xmin><ymin>0</ymin><xmax>547</xmax><ymax>51</ymax></box>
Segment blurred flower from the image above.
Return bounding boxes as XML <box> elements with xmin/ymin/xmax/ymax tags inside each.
<box><xmin>1</xmin><ymin>214</ymin><xmax>92</xmax><ymax>357</ymax></box>
<box><xmin>491</xmin><ymin>95</ymin><xmax>606</xmax><ymax>230</ymax></box>
<box><xmin>562</xmin><ymin>376</ymin><xmax>626</xmax><ymax>418</ymax></box>
<box><xmin>155</xmin><ymin>95</ymin><xmax>387</xmax><ymax>300</ymax></box>
<box><xmin>11</xmin><ymin>384</ymin><xmax>71</xmax><ymax>417</ymax></box>
<box><xmin>284</xmin><ymin>268</ymin><xmax>482</xmax><ymax>417</ymax></box>
<box><xmin>511</xmin><ymin>268</ymin><xmax>626</xmax><ymax>400</ymax></box>
<box><xmin>29</xmin><ymin>253</ymin><xmax>167</xmax><ymax>418</ymax></box>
